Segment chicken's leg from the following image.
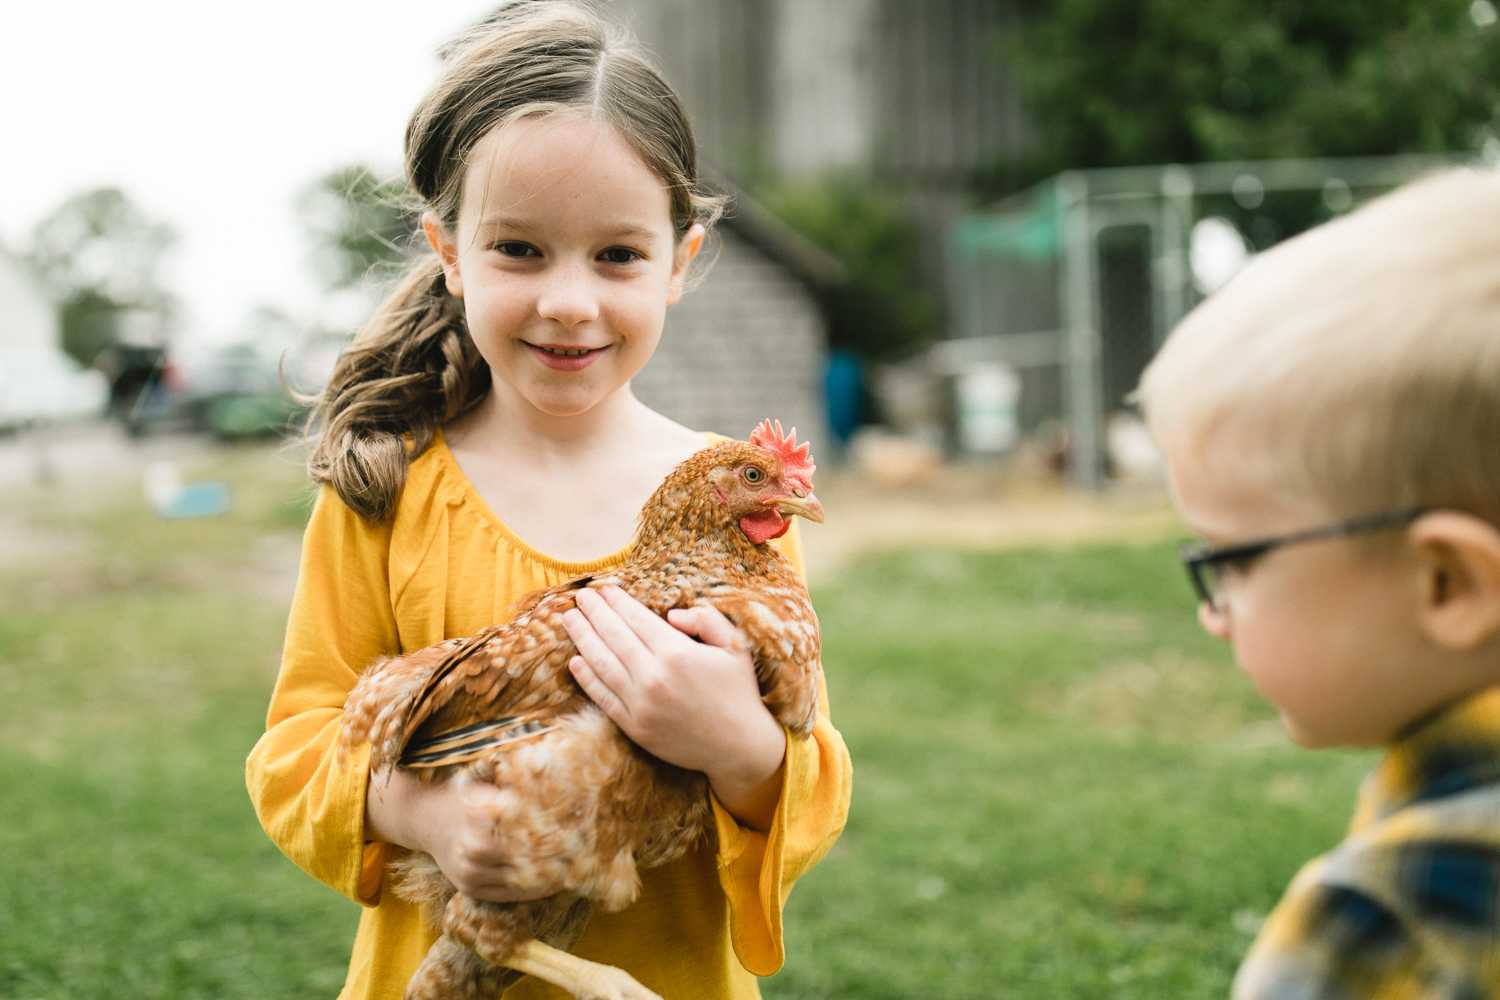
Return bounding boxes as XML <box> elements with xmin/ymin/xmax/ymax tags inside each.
<box><xmin>501</xmin><ymin>939</ymin><xmax>664</xmax><ymax>1000</ymax></box>
<box><xmin>440</xmin><ymin>893</ymin><xmax>660</xmax><ymax>1000</ymax></box>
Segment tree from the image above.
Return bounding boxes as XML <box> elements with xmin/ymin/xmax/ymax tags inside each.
<box><xmin>757</xmin><ymin>177</ymin><xmax>941</xmax><ymax>363</ymax></box>
<box><xmin>984</xmin><ymin>0</ymin><xmax>1500</xmax><ymax>194</ymax></box>
<box><xmin>27</xmin><ymin>188</ymin><xmax>178</xmax><ymax>365</ymax></box>
<box><xmin>300</xmin><ymin>165</ymin><xmax>419</xmax><ymax>292</ymax></box>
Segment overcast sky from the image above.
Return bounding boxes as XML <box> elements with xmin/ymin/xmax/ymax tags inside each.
<box><xmin>1</xmin><ymin>1</ymin><xmax>501</xmax><ymax>344</ymax></box>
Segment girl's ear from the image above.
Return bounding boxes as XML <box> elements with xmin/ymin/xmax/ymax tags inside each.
<box><xmin>1411</xmin><ymin>511</ymin><xmax>1500</xmax><ymax>651</ymax></box>
<box><xmin>666</xmin><ymin>223</ymin><xmax>706</xmax><ymax>306</ymax></box>
<box><xmin>423</xmin><ymin>212</ymin><xmax>463</xmax><ymax>298</ymax></box>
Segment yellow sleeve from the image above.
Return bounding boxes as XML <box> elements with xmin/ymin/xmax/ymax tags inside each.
<box><xmin>710</xmin><ymin>519</ymin><xmax>853</xmax><ymax>976</ymax></box>
<box><xmin>245</xmin><ymin>485</ymin><xmax>399</xmax><ymax>906</ymax></box>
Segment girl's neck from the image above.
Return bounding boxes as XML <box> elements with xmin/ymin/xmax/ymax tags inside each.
<box><xmin>452</xmin><ymin>384</ymin><xmax>642</xmax><ymax>458</ymax></box>
<box><xmin>442</xmin><ymin>384</ymin><xmax>707</xmax><ymax>562</ymax></box>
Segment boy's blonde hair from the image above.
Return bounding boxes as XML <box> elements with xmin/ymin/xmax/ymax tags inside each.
<box><xmin>1137</xmin><ymin>168</ymin><xmax>1500</xmax><ymax>524</ymax></box>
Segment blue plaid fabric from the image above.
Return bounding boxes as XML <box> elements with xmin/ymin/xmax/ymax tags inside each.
<box><xmin>1234</xmin><ymin>688</ymin><xmax>1500</xmax><ymax>999</ymax></box>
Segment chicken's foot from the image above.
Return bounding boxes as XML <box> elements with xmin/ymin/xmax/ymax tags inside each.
<box><xmin>498</xmin><ymin>939</ymin><xmax>664</xmax><ymax>1000</ymax></box>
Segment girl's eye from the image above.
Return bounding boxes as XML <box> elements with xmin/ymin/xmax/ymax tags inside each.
<box><xmin>495</xmin><ymin>241</ymin><xmax>538</xmax><ymax>258</ymax></box>
<box><xmin>743</xmin><ymin>466</ymin><xmax>766</xmax><ymax>485</ymax></box>
<box><xmin>599</xmin><ymin>247</ymin><xmax>641</xmax><ymax>265</ymax></box>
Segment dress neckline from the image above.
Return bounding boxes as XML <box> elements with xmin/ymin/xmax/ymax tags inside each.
<box><xmin>429</xmin><ymin>426</ymin><xmax>717</xmax><ymax>576</ymax></box>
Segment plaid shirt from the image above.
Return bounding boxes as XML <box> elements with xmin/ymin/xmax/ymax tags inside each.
<box><xmin>1234</xmin><ymin>687</ymin><xmax>1500</xmax><ymax>1000</ymax></box>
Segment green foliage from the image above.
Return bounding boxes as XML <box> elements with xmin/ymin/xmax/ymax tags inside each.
<box><xmin>985</xmin><ymin>0</ymin><xmax>1500</xmax><ymax>195</ymax></box>
<box><xmin>756</xmin><ymin>178</ymin><xmax>940</xmax><ymax>361</ymax></box>
<box><xmin>57</xmin><ymin>287</ymin><xmax>125</xmax><ymax>369</ymax></box>
<box><xmin>26</xmin><ymin>187</ymin><xmax>177</xmax><ymax>365</ymax></box>
<box><xmin>301</xmin><ymin>165</ymin><xmax>420</xmax><ymax>291</ymax></box>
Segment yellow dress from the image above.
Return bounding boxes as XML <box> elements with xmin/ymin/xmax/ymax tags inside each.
<box><xmin>245</xmin><ymin>431</ymin><xmax>852</xmax><ymax>1000</ymax></box>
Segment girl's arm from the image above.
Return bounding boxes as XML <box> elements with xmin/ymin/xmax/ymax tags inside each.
<box><xmin>247</xmin><ymin>485</ymin><xmax>558</xmax><ymax>905</ymax></box>
<box><xmin>246</xmin><ymin>486</ymin><xmax>399</xmax><ymax>903</ymax></box>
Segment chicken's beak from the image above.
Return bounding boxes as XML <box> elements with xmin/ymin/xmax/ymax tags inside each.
<box><xmin>776</xmin><ymin>492</ymin><xmax>825</xmax><ymax>524</ymax></box>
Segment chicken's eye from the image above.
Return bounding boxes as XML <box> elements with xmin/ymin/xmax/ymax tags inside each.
<box><xmin>742</xmin><ymin>465</ymin><xmax>767</xmax><ymax>485</ymax></box>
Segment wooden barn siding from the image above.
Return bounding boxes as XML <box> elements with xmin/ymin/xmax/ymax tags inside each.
<box><xmin>876</xmin><ymin>1</ymin><xmax>1027</xmax><ymax>182</ymax></box>
<box><xmin>608</xmin><ymin>0</ymin><xmax>772</xmax><ymax>175</ymax></box>
<box><xmin>611</xmin><ymin>0</ymin><xmax>1026</xmax><ymax>182</ymax></box>
<box><xmin>768</xmin><ymin>0</ymin><xmax>881</xmax><ymax>177</ymax></box>
<box><xmin>632</xmin><ymin>228</ymin><xmax>828</xmax><ymax>446</ymax></box>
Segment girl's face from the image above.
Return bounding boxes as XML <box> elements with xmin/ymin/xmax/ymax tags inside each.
<box><xmin>426</xmin><ymin>116</ymin><xmax>703</xmax><ymax>422</ymax></box>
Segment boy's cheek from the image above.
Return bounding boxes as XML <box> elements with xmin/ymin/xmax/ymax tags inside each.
<box><xmin>1275</xmin><ymin>708</ymin><xmax>1328</xmax><ymax>748</ymax></box>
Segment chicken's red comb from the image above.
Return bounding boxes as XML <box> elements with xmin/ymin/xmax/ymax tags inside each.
<box><xmin>750</xmin><ymin>419</ymin><xmax>815</xmax><ymax>488</ymax></box>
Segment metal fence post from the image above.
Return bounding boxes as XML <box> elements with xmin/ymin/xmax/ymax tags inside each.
<box><xmin>1057</xmin><ymin>172</ymin><xmax>1102</xmax><ymax>491</ymax></box>
<box><xmin>1157</xmin><ymin>164</ymin><xmax>1195</xmax><ymax>345</ymax></box>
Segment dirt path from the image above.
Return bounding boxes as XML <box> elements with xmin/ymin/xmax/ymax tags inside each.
<box><xmin>796</xmin><ymin>464</ymin><xmax>1180</xmax><ymax>583</ymax></box>
<box><xmin>0</xmin><ymin>420</ymin><xmax>220</xmax><ymax>489</ymax></box>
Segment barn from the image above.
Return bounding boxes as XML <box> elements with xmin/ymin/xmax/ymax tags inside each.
<box><xmin>0</xmin><ymin>244</ymin><xmax>107</xmax><ymax>428</ymax></box>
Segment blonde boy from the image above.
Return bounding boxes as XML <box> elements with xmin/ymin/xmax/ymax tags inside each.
<box><xmin>1137</xmin><ymin>168</ymin><xmax>1500</xmax><ymax>999</ymax></box>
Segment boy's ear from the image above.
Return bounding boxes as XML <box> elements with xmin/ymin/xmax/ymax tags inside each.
<box><xmin>666</xmin><ymin>223</ymin><xmax>706</xmax><ymax>306</ymax></box>
<box><xmin>423</xmin><ymin>212</ymin><xmax>463</xmax><ymax>298</ymax></box>
<box><xmin>1411</xmin><ymin>511</ymin><xmax>1500</xmax><ymax>651</ymax></box>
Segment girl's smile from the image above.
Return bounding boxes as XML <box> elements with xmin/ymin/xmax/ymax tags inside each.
<box><xmin>526</xmin><ymin>342</ymin><xmax>607</xmax><ymax>371</ymax></box>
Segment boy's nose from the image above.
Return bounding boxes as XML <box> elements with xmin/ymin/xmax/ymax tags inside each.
<box><xmin>1197</xmin><ymin>599</ymin><xmax>1232</xmax><ymax>640</ymax></box>
<box><xmin>536</xmin><ymin>264</ymin><xmax>601</xmax><ymax>327</ymax></box>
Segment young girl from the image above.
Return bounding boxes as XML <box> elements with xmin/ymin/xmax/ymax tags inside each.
<box><xmin>245</xmin><ymin>4</ymin><xmax>852</xmax><ymax>998</ymax></box>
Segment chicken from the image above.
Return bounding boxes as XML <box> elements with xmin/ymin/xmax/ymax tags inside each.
<box><xmin>339</xmin><ymin>420</ymin><xmax>825</xmax><ymax>1000</ymax></box>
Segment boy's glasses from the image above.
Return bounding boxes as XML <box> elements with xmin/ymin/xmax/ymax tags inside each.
<box><xmin>1178</xmin><ymin>507</ymin><xmax>1429</xmax><ymax>612</ymax></box>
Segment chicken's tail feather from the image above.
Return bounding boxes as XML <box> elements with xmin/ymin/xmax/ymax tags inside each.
<box><xmin>399</xmin><ymin>624</ymin><xmax>509</xmax><ymax>742</ymax></box>
<box><xmin>400</xmin><ymin>715</ymin><xmax>557</xmax><ymax>768</ymax></box>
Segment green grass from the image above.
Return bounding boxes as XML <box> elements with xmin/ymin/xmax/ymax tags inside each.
<box><xmin>0</xmin><ymin>442</ymin><xmax>1377</xmax><ymax>998</ymax></box>
<box><xmin>766</xmin><ymin>547</ymin><xmax>1374</xmax><ymax>1000</ymax></box>
<box><xmin>0</xmin><ymin>443</ymin><xmax>355</xmax><ymax>999</ymax></box>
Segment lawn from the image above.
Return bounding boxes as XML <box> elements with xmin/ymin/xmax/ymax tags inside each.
<box><xmin>0</xmin><ymin>439</ymin><xmax>1376</xmax><ymax>998</ymax></box>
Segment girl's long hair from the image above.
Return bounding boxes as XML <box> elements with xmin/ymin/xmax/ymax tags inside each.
<box><xmin>306</xmin><ymin>0</ymin><xmax>723</xmax><ymax>521</ymax></box>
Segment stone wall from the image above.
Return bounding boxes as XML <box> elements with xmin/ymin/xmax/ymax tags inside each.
<box><xmin>632</xmin><ymin>226</ymin><xmax>828</xmax><ymax>448</ymax></box>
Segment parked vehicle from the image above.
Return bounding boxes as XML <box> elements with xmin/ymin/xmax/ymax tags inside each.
<box><xmin>95</xmin><ymin>342</ymin><xmax>304</xmax><ymax>438</ymax></box>
<box><xmin>172</xmin><ymin>347</ymin><xmax>304</xmax><ymax>438</ymax></box>
<box><xmin>94</xmin><ymin>342</ymin><xmax>175</xmax><ymax>435</ymax></box>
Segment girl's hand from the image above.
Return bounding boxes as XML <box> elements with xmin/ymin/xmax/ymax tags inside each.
<box><xmin>563</xmin><ymin>586</ymin><xmax>787</xmax><ymax>830</ymax></box>
<box><xmin>364</xmin><ymin>766</ymin><xmax>562</xmax><ymax>902</ymax></box>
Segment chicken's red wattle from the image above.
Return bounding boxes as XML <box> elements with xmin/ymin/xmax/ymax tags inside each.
<box><xmin>739</xmin><ymin>507</ymin><xmax>789</xmax><ymax>544</ymax></box>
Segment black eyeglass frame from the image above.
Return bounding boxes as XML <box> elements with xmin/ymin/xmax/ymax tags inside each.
<box><xmin>1178</xmin><ymin>507</ymin><xmax>1430</xmax><ymax>611</ymax></box>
